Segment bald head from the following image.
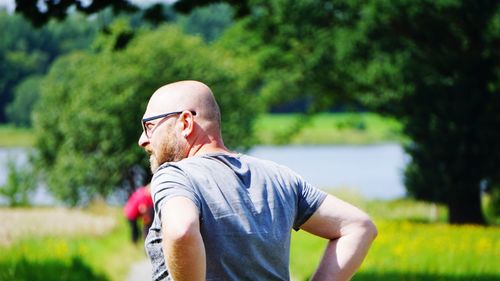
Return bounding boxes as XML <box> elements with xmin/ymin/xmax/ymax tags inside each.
<box><xmin>139</xmin><ymin>80</ymin><xmax>230</xmax><ymax>166</ymax></box>
<box><xmin>146</xmin><ymin>80</ymin><xmax>222</xmax><ymax>134</ymax></box>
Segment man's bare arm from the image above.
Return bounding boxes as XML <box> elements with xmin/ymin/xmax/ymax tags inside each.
<box><xmin>300</xmin><ymin>194</ymin><xmax>377</xmax><ymax>281</ymax></box>
<box><xmin>161</xmin><ymin>196</ymin><xmax>206</xmax><ymax>281</ymax></box>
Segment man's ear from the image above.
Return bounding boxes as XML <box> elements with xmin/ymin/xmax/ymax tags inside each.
<box><xmin>180</xmin><ymin>111</ymin><xmax>194</xmax><ymax>138</ymax></box>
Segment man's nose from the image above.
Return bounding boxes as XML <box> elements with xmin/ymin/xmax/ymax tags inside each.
<box><xmin>138</xmin><ymin>131</ymin><xmax>149</xmax><ymax>147</ymax></box>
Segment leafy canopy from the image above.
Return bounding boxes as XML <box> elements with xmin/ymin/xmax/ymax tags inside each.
<box><xmin>34</xmin><ymin>24</ymin><xmax>260</xmax><ymax>205</ymax></box>
<box><xmin>215</xmin><ymin>0</ymin><xmax>500</xmax><ymax>224</ymax></box>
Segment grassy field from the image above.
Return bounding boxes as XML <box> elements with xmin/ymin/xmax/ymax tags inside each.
<box><xmin>0</xmin><ymin>195</ymin><xmax>498</xmax><ymax>281</ymax></box>
<box><xmin>253</xmin><ymin>112</ymin><xmax>405</xmax><ymax>145</ymax></box>
<box><xmin>0</xmin><ymin>202</ymin><xmax>146</xmax><ymax>281</ymax></box>
<box><xmin>291</xmin><ymin>221</ymin><xmax>500</xmax><ymax>281</ymax></box>
<box><xmin>0</xmin><ymin>126</ymin><xmax>34</xmax><ymax>148</ymax></box>
<box><xmin>0</xmin><ymin>113</ymin><xmax>403</xmax><ymax>148</ymax></box>
<box><xmin>290</xmin><ymin>192</ymin><xmax>500</xmax><ymax>281</ymax></box>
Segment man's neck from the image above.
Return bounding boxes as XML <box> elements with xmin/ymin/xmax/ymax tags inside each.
<box><xmin>187</xmin><ymin>138</ymin><xmax>232</xmax><ymax>158</ymax></box>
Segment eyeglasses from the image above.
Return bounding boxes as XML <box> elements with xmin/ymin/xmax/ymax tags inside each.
<box><xmin>142</xmin><ymin>110</ymin><xmax>196</xmax><ymax>138</ymax></box>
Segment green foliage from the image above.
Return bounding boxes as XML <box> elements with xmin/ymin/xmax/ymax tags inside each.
<box><xmin>0</xmin><ymin>11</ymin><xmax>97</xmax><ymax>123</ymax></box>
<box><xmin>5</xmin><ymin>75</ymin><xmax>42</xmax><ymax>127</ymax></box>
<box><xmin>0</xmin><ymin>11</ymin><xmax>47</xmax><ymax>123</ymax></box>
<box><xmin>92</xmin><ymin>18</ymin><xmax>136</xmax><ymax>52</ymax></box>
<box><xmin>178</xmin><ymin>3</ymin><xmax>234</xmax><ymax>42</ymax></box>
<box><xmin>216</xmin><ymin>0</ymin><xmax>500</xmax><ymax>224</ymax></box>
<box><xmin>10</xmin><ymin>0</ymin><xmax>499</xmax><ymax>224</ymax></box>
<box><xmin>483</xmin><ymin>188</ymin><xmax>500</xmax><ymax>225</ymax></box>
<box><xmin>33</xmin><ymin>24</ymin><xmax>261</xmax><ymax>205</ymax></box>
<box><xmin>350</xmin><ymin>0</ymin><xmax>500</xmax><ymax>224</ymax></box>
<box><xmin>14</xmin><ymin>0</ymin><xmax>139</xmax><ymax>27</ymax></box>
<box><xmin>0</xmin><ymin>257</ymin><xmax>108</xmax><ymax>281</ymax></box>
<box><xmin>216</xmin><ymin>0</ymin><xmax>362</xmax><ymax>112</ymax></box>
<box><xmin>0</xmin><ymin>158</ymin><xmax>35</xmax><ymax>207</ymax></box>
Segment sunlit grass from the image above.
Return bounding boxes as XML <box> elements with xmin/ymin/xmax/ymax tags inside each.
<box><xmin>0</xmin><ymin>196</ymin><xmax>498</xmax><ymax>281</ymax></box>
<box><xmin>0</xmin><ymin>206</ymin><xmax>146</xmax><ymax>281</ymax></box>
<box><xmin>289</xmin><ymin>191</ymin><xmax>500</xmax><ymax>281</ymax></box>
<box><xmin>291</xmin><ymin>221</ymin><xmax>500</xmax><ymax>281</ymax></box>
<box><xmin>254</xmin><ymin>112</ymin><xmax>405</xmax><ymax>145</ymax></box>
<box><xmin>0</xmin><ymin>125</ymin><xmax>34</xmax><ymax>147</ymax></box>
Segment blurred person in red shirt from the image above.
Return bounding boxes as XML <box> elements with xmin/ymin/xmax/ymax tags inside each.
<box><xmin>124</xmin><ymin>184</ymin><xmax>154</xmax><ymax>243</ymax></box>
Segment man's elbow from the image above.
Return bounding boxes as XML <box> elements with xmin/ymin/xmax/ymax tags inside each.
<box><xmin>360</xmin><ymin>216</ymin><xmax>378</xmax><ymax>241</ymax></box>
<box><xmin>164</xmin><ymin>219</ymin><xmax>200</xmax><ymax>243</ymax></box>
<box><xmin>344</xmin><ymin>213</ymin><xmax>377</xmax><ymax>243</ymax></box>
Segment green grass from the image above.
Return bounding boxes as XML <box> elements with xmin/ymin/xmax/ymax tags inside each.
<box><xmin>291</xmin><ymin>221</ymin><xmax>500</xmax><ymax>281</ymax></box>
<box><xmin>0</xmin><ymin>125</ymin><xmax>35</xmax><ymax>147</ymax></box>
<box><xmin>253</xmin><ymin>112</ymin><xmax>405</xmax><ymax>145</ymax></box>
<box><xmin>0</xmin><ymin>197</ymin><xmax>498</xmax><ymax>281</ymax></box>
<box><xmin>0</xmin><ymin>207</ymin><xmax>145</xmax><ymax>281</ymax></box>
<box><xmin>290</xmin><ymin>191</ymin><xmax>500</xmax><ymax>281</ymax></box>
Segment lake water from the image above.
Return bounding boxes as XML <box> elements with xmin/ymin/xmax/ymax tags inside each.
<box><xmin>0</xmin><ymin>148</ymin><xmax>56</xmax><ymax>205</ymax></box>
<box><xmin>0</xmin><ymin>144</ymin><xmax>408</xmax><ymax>204</ymax></box>
<box><xmin>249</xmin><ymin>144</ymin><xmax>408</xmax><ymax>199</ymax></box>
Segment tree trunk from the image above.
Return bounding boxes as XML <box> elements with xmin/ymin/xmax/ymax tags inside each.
<box><xmin>447</xmin><ymin>184</ymin><xmax>486</xmax><ymax>225</ymax></box>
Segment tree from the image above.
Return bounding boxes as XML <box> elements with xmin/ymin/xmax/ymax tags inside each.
<box><xmin>214</xmin><ymin>0</ymin><xmax>366</xmax><ymax>142</ymax></box>
<box><xmin>14</xmin><ymin>0</ymin><xmax>138</xmax><ymax>27</ymax></box>
<box><xmin>4</xmin><ymin>1</ymin><xmax>227</xmax><ymax>125</ymax></box>
<box><xmin>5</xmin><ymin>75</ymin><xmax>43</xmax><ymax>127</ymax></box>
<box><xmin>0</xmin><ymin>11</ymin><xmax>50</xmax><ymax>123</ymax></box>
<box><xmin>351</xmin><ymin>0</ymin><xmax>500</xmax><ymax>224</ymax></box>
<box><xmin>19</xmin><ymin>0</ymin><xmax>499</xmax><ymax>223</ymax></box>
<box><xmin>214</xmin><ymin>0</ymin><xmax>500</xmax><ymax>224</ymax></box>
<box><xmin>14</xmin><ymin>0</ymin><xmax>185</xmax><ymax>27</ymax></box>
<box><xmin>0</xmin><ymin>158</ymin><xmax>36</xmax><ymax>207</ymax></box>
<box><xmin>178</xmin><ymin>3</ymin><xmax>235</xmax><ymax>43</ymax></box>
<box><xmin>33</xmin><ymin>24</ymin><xmax>260</xmax><ymax>206</ymax></box>
<box><xmin>0</xmin><ymin>11</ymin><xmax>97</xmax><ymax>123</ymax></box>
<box><xmin>14</xmin><ymin>0</ymin><xmax>248</xmax><ymax>27</ymax></box>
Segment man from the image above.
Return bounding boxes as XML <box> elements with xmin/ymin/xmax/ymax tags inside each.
<box><xmin>138</xmin><ymin>80</ymin><xmax>377</xmax><ymax>281</ymax></box>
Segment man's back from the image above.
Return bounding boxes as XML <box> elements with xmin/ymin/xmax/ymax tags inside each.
<box><xmin>140</xmin><ymin>80</ymin><xmax>376</xmax><ymax>281</ymax></box>
<box><xmin>146</xmin><ymin>153</ymin><xmax>327</xmax><ymax>280</ymax></box>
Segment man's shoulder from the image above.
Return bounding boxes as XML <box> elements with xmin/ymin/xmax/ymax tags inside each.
<box><xmin>154</xmin><ymin>153</ymin><xmax>298</xmax><ymax>179</ymax></box>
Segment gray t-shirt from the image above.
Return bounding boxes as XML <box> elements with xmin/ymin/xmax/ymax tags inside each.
<box><xmin>145</xmin><ymin>153</ymin><xmax>327</xmax><ymax>281</ymax></box>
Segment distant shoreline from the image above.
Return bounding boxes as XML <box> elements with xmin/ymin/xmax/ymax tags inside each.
<box><xmin>0</xmin><ymin>112</ymin><xmax>405</xmax><ymax>148</ymax></box>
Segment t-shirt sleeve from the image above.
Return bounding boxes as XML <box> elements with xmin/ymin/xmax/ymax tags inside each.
<box><xmin>292</xmin><ymin>175</ymin><xmax>328</xmax><ymax>230</ymax></box>
<box><xmin>151</xmin><ymin>164</ymin><xmax>201</xmax><ymax>220</ymax></box>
